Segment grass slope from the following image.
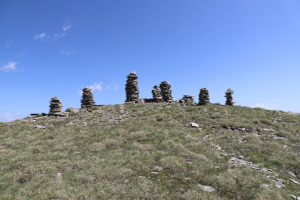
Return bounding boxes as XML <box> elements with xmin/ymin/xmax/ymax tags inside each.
<box><xmin>0</xmin><ymin>104</ymin><xmax>299</xmax><ymax>199</ymax></box>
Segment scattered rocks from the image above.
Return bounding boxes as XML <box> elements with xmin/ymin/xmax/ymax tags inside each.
<box><xmin>225</xmin><ymin>88</ymin><xmax>235</xmax><ymax>105</ymax></box>
<box><xmin>199</xmin><ymin>88</ymin><xmax>210</xmax><ymax>105</ymax></box>
<box><xmin>159</xmin><ymin>81</ymin><xmax>173</xmax><ymax>102</ymax></box>
<box><xmin>125</xmin><ymin>72</ymin><xmax>139</xmax><ymax>103</ymax></box>
<box><xmin>197</xmin><ymin>184</ymin><xmax>215</xmax><ymax>192</ymax></box>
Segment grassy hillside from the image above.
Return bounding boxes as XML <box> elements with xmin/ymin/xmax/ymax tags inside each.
<box><xmin>0</xmin><ymin>104</ymin><xmax>299</xmax><ymax>199</ymax></box>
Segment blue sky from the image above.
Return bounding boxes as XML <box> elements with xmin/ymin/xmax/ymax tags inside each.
<box><xmin>1</xmin><ymin>0</ymin><xmax>300</xmax><ymax>121</ymax></box>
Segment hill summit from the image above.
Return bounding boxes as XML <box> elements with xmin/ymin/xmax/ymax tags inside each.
<box><xmin>0</xmin><ymin>103</ymin><xmax>299</xmax><ymax>199</ymax></box>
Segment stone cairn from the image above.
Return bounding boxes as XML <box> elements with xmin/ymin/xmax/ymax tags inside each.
<box><xmin>225</xmin><ymin>88</ymin><xmax>235</xmax><ymax>105</ymax></box>
<box><xmin>81</xmin><ymin>87</ymin><xmax>96</xmax><ymax>109</ymax></box>
<box><xmin>181</xmin><ymin>95</ymin><xmax>195</xmax><ymax>104</ymax></box>
<box><xmin>49</xmin><ymin>97</ymin><xmax>63</xmax><ymax>116</ymax></box>
<box><xmin>152</xmin><ymin>85</ymin><xmax>163</xmax><ymax>102</ymax></box>
<box><xmin>125</xmin><ymin>72</ymin><xmax>139</xmax><ymax>103</ymax></box>
<box><xmin>159</xmin><ymin>81</ymin><xmax>173</xmax><ymax>102</ymax></box>
<box><xmin>199</xmin><ymin>88</ymin><xmax>210</xmax><ymax>105</ymax></box>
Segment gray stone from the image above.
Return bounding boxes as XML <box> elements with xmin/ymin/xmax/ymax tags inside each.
<box><xmin>197</xmin><ymin>184</ymin><xmax>215</xmax><ymax>192</ymax></box>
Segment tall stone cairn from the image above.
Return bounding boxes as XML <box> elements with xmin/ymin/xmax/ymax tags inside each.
<box><xmin>225</xmin><ymin>88</ymin><xmax>235</xmax><ymax>105</ymax></box>
<box><xmin>152</xmin><ymin>85</ymin><xmax>163</xmax><ymax>102</ymax></box>
<box><xmin>81</xmin><ymin>87</ymin><xmax>96</xmax><ymax>108</ymax></box>
<box><xmin>159</xmin><ymin>81</ymin><xmax>173</xmax><ymax>102</ymax></box>
<box><xmin>125</xmin><ymin>72</ymin><xmax>139</xmax><ymax>103</ymax></box>
<box><xmin>49</xmin><ymin>97</ymin><xmax>63</xmax><ymax>115</ymax></box>
<box><xmin>199</xmin><ymin>88</ymin><xmax>210</xmax><ymax>105</ymax></box>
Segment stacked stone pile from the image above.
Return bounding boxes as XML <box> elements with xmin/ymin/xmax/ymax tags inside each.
<box><xmin>125</xmin><ymin>72</ymin><xmax>139</xmax><ymax>103</ymax></box>
<box><xmin>159</xmin><ymin>81</ymin><xmax>173</xmax><ymax>102</ymax></box>
<box><xmin>81</xmin><ymin>87</ymin><xmax>96</xmax><ymax>108</ymax></box>
<box><xmin>152</xmin><ymin>85</ymin><xmax>163</xmax><ymax>102</ymax></box>
<box><xmin>199</xmin><ymin>88</ymin><xmax>210</xmax><ymax>105</ymax></box>
<box><xmin>49</xmin><ymin>97</ymin><xmax>63</xmax><ymax>116</ymax></box>
<box><xmin>225</xmin><ymin>88</ymin><xmax>235</xmax><ymax>105</ymax></box>
<box><xmin>182</xmin><ymin>95</ymin><xmax>195</xmax><ymax>104</ymax></box>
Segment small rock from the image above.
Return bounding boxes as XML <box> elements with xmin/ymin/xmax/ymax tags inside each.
<box><xmin>263</xmin><ymin>128</ymin><xmax>276</xmax><ymax>132</ymax></box>
<box><xmin>273</xmin><ymin>136</ymin><xmax>287</xmax><ymax>140</ymax></box>
<box><xmin>150</xmin><ymin>172</ymin><xmax>158</xmax><ymax>174</ymax></box>
<box><xmin>138</xmin><ymin>176</ymin><xmax>146</xmax><ymax>179</ymax></box>
<box><xmin>57</xmin><ymin>173</ymin><xmax>62</xmax><ymax>179</ymax></box>
<box><xmin>154</xmin><ymin>166</ymin><xmax>163</xmax><ymax>171</ymax></box>
<box><xmin>289</xmin><ymin>172</ymin><xmax>297</xmax><ymax>178</ymax></box>
<box><xmin>197</xmin><ymin>184</ymin><xmax>215</xmax><ymax>192</ymax></box>
<box><xmin>289</xmin><ymin>195</ymin><xmax>300</xmax><ymax>200</ymax></box>
<box><xmin>185</xmin><ymin>177</ymin><xmax>191</xmax><ymax>180</ymax></box>
<box><xmin>34</xmin><ymin>125</ymin><xmax>46</xmax><ymax>129</ymax></box>
<box><xmin>289</xmin><ymin>179</ymin><xmax>300</xmax><ymax>185</ymax></box>
<box><xmin>156</xmin><ymin>117</ymin><xmax>163</xmax><ymax>121</ymax></box>
<box><xmin>188</xmin><ymin>122</ymin><xmax>199</xmax><ymax>128</ymax></box>
<box><xmin>124</xmin><ymin>179</ymin><xmax>129</xmax><ymax>183</ymax></box>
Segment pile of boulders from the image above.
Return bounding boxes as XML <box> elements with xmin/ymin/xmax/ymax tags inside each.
<box><xmin>199</xmin><ymin>88</ymin><xmax>210</xmax><ymax>105</ymax></box>
<box><xmin>225</xmin><ymin>88</ymin><xmax>235</xmax><ymax>105</ymax></box>
<box><xmin>125</xmin><ymin>72</ymin><xmax>139</xmax><ymax>103</ymax></box>
<box><xmin>81</xmin><ymin>87</ymin><xmax>96</xmax><ymax>108</ymax></box>
<box><xmin>152</xmin><ymin>85</ymin><xmax>163</xmax><ymax>102</ymax></box>
<box><xmin>49</xmin><ymin>97</ymin><xmax>65</xmax><ymax>116</ymax></box>
<box><xmin>159</xmin><ymin>81</ymin><xmax>173</xmax><ymax>102</ymax></box>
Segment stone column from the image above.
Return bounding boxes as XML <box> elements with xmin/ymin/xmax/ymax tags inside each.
<box><xmin>159</xmin><ymin>81</ymin><xmax>173</xmax><ymax>102</ymax></box>
<box><xmin>152</xmin><ymin>85</ymin><xmax>163</xmax><ymax>102</ymax></box>
<box><xmin>225</xmin><ymin>88</ymin><xmax>235</xmax><ymax>105</ymax></box>
<box><xmin>125</xmin><ymin>72</ymin><xmax>139</xmax><ymax>103</ymax></box>
<box><xmin>49</xmin><ymin>97</ymin><xmax>63</xmax><ymax>115</ymax></box>
<box><xmin>199</xmin><ymin>88</ymin><xmax>210</xmax><ymax>105</ymax></box>
<box><xmin>81</xmin><ymin>87</ymin><xmax>96</xmax><ymax>108</ymax></box>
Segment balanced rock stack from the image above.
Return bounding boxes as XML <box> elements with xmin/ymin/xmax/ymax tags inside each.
<box><xmin>125</xmin><ymin>72</ymin><xmax>139</xmax><ymax>103</ymax></box>
<box><xmin>81</xmin><ymin>87</ymin><xmax>96</xmax><ymax>108</ymax></box>
<box><xmin>49</xmin><ymin>97</ymin><xmax>63</xmax><ymax>116</ymax></box>
<box><xmin>182</xmin><ymin>95</ymin><xmax>195</xmax><ymax>104</ymax></box>
<box><xmin>225</xmin><ymin>88</ymin><xmax>235</xmax><ymax>105</ymax></box>
<box><xmin>159</xmin><ymin>81</ymin><xmax>173</xmax><ymax>102</ymax></box>
<box><xmin>152</xmin><ymin>85</ymin><xmax>163</xmax><ymax>102</ymax></box>
<box><xmin>199</xmin><ymin>88</ymin><xmax>210</xmax><ymax>105</ymax></box>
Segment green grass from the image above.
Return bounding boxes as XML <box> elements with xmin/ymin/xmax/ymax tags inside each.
<box><xmin>0</xmin><ymin>104</ymin><xmax>299</xmax><ymax>199</ymax></box>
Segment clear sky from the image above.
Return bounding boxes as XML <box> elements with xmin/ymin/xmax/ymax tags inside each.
<box><xmin>1</xmin><ymin>0</ymin><xmax>300</xmax><ymax>121</ymax></box>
